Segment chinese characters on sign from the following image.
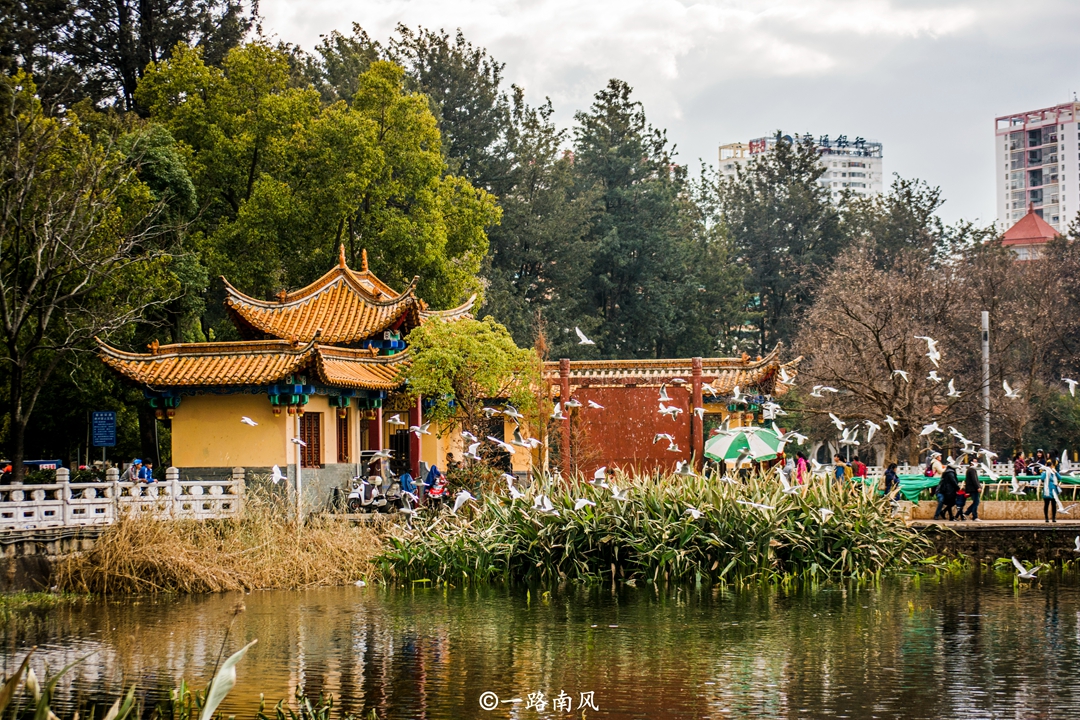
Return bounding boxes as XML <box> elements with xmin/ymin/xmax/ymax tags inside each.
<box><xmin>481</xmin><ymin>690</ymin><xmax>600</xmax><ymax>713</ymax></box>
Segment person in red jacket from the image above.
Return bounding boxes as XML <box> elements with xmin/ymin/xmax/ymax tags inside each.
<box><xmin>851</xmin><ymin>455</ymin><xmax>868</xmax><ymax>479</ymax></box>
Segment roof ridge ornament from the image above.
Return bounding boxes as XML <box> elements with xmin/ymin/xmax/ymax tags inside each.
<box><xmin>361</xmin><ymin>248</ymin><xmax>369</xmax><ymax>273</ymax></box>
<box><xmin>339</xmin><ymin>243</ymin><xmax>347</xmax><ymax>268</ymax></box>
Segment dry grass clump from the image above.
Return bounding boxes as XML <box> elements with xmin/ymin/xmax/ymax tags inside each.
<box><xmin>53</xmin><ymin>489</ymin><xmax>384</xmax><ymax>594</ymax></box>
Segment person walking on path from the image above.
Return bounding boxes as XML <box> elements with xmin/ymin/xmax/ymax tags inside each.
<box><xmin>961</xmin><ymin>462</ymin><xmax>981</xmax><ymax>521</ymax></box>
<box><xmin>883</xmin><ymin>463</ymin><xmax>899</xmax><ymax>500</ymax></box>
<box><xmin>833</xmin><ymin>454</ymin><xmax>847</xmax><ymax>484</ymax></box>
<box><xmin>851</xmin><ymin>456</ymin><xmax>868</xmax><ymax>480</ymax></box>
<box><xmin>796</xmin><ymin>452</ymin><xmax>808</xmax><ymax>485</ymax></box>
<box><xmin>934</xmin><ymin>465</ymin><xmax>959</xmax><ymax>520</ymax></box>
<box><xmin>1042</xmin><ymin>458</ymin><xmax>1061</xmax><ymax>523</ymax></box>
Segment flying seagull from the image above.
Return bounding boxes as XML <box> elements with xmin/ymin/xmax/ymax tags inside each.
<box><xmin>1065</xmin><ymin>378</ymin><xmax>1079</xmax><ymax>397</ymax></box>
<box><xmin>388</xmin><ymin>414</ymin><xmax>407</xmax><ymax>426</ymax></box>
<box><xmin>819</xmin><ymin>507</ymin><xmax>835</xmax><ymax>523</ymax></box>
<box><xmin>575</xmin><ymin>327</ymin><xmax>595</xmax><ymax>345</ymax></box>
<box><xmin>829</xmin><ymin>413</ymin><xmax>846</xmax><ymax>431</ymax></box>
<box><xmin>810</xmin><ymin>385</ymin><xmax>839</xmax><ymax>398</ymax></box>
<box><xmin>884</xmin><ymin>415</ymin><xmax>899</xmax><ymax>431</ymax></box>
<box><xmin>502</xmin><ymin>405</ymin><xmax>524</xmax><ymax>421</ymax></box>
<box><xmin>409</xmin><ymin>422</ymin><xmax>431</xmax><ymax>438</ymax></box>
<box><xmin>654</xmin><ymin>433</ymin><xmax>675</xmax><ymax>445</ymax></box>
<box><xmin>461</xmin><ymin>430</ymin><xmax>478</xmax><ymax>443</ymax></box>
<box><xmin>1073</xmin><ymin>536</ymin><xmax>1080</xmax><ymax>554</ymax></box>
<box><xmin>684</xmin><ymin>506</ymin><xmax>704</xmax><ymax>520</ymax></box>
<box><xmin>864</xmin><ymin>420</ymin><xmax>881</xmax><ymax>443</ymax></box>
<box><xmin>659</xmin><ymin>403</ymin><xmax>684</xmax><ymax>418</ymax></box>
<box><xmin>551</xmin><ymin>402</ymin><xmax>567</xmax><ymax>420</ymax></box>
<box><xmin>464</xmin><ymin>442</ymin><xmax>482</xmax><ymax>461</ymax></box>
<box><xmin>270</xmin><ymin>465</ymin><xmax>285</xmax><ymax>484</ymax></box>
<box><xmin>452</xmin><ymin>489</ymin><xmax>475</xmax><ymax>515</ymax></box>
<box><xmin>779</xmin><ymin>367</ymin><xmax>795</xmax><ymax>385</ymax></box>
<box><xmin>1003</xmin><ymin>380</ymin><xmax>1022</xmax><ymax>399</ymax></box>
<box><xmin>779</xmin><ymin>473</ymin><xmax>799</xmax><ymax>495</ymax></box>
<box><xmin>736</xmin><ymin>499</ymin><xmax>775</xmax><ymax>511</ymax></box>
<box><xmin>240</xmin><ymin>416</ymin><xmax>258</xmax><ymax>426</ymax></box>
<box><xmin>920</xmin><ymin>422</ymin><xmax>942</xmax><ymax>436</ymax></box>
<box><xmin>892</xmin><ymin>370</ymin><xmax>911</xmax><ymax>383</ymax></box>
<box><xmin>483</xmin><ymin>406</ymin><xmax>501</xmax><ymax>417</ymax></box>
<box><xmin>927</xmin><ymin>370</ymin><xmax>942</xmax><ymax>383</ymax></box>
<box><xmin>609</xmin><ymin>485</ymin><xmax>632</xmax><ymax>502</ymax></box>
<box><xmin>564</xmin><ymin>398</ymin><xmax>583</xmax><ymax>409</ymax></box>
<box><xmin>947</xmin><ymin>379</ymin><xmax>962</xmax><ymax>398</ymax></box>
<box><xmin>659</xmin><ymin>385</ymin><xmax>672</xmax><ymax>402</ymax></box>
<box><xmin>290</xmin><ymin>437</ymin><xmax>307</xmax><ymax>447</ymax></box>
<box><xmin>1011</xmin><ymin>556</ymin><xmax>1040</xmax><ymax>580</ymax></box>
<box><xmin>574</xmin><ymin>498</ymin><xmax>596</xmax><ymax>511</ymax></box>
<box><xmin>487</xmin><ymin>436</ymin><xmax>516</xmax><ymax>455</ymax></box>
<box><xmin>915</xmin><ymin>336</ymin><xmax>941</xmax><ymax>366</ymax></box>
<box><xmin>590</xmin><ymin>466</ymin><xmax>608</xmax><ymax>486</ymax></box>
<box><xmin>370</xmin><ymin>448</ymin><xmax>394</xmax><ymax>460</ymax></box>
<box><xmin>839</xmin><ymin>427</ymin><xmax>860</xmax><ymax>447</ymax></box>
<box><xmin>587</xmin><ymin>400</ymin><xmax>605</xmax><ymax>410</ymax></box>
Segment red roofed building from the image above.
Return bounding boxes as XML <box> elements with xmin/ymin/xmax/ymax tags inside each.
<box><xmin>1001</xmin><ymin>206</ymin><xmax>1061</xmax><ymax>260</ymax></box>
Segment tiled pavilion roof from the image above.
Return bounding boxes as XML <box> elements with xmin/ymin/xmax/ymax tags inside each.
<box><xmin>224</xmin><ymin>246</ymin><xmax>475</xmax><ymax>343</ymax></box>
<box><xmin>99</xmin><ymin>337</ymin><xmax>409</xmax><ymax>391</ymax></box>
<box><xmin>544</xmin><ymin>345</ymin><xmax>801</xmax><ymax>397</ymax></box>
<box><xmin>1001</xmin><ymin>207</ymin><xmax>1060</xmax><ymax>247</ymax></box>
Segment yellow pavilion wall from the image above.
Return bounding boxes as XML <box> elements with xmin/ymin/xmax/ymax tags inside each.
<box><xmin>171</xmin><ymin>394</ymin><xmax>288</xmax><ymax>467</ymax></box>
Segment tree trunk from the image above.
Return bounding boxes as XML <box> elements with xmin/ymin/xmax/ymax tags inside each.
<box><xmin>137</xmin><ymin>403</ymin><xmax>159</xmax><ymax>469</ymax></box>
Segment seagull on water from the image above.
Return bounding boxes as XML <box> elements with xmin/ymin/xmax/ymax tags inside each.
<box><xmin>575</xmin><ymin>327</ymin><xmax>595</xmax><ymax>345</ymax></box>
<box><xmin>1011</xmin><ymin>557</ymin><xmax>1040</xmax><ymax>580</ymax></box>
<box><xmin>241</xmin><ymin>416</ymin><xmax>258</xmax><ymax>426</ymax></box>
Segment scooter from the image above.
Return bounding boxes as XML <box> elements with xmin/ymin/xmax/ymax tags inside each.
<box><xmin>382</xmin><ymin>475</ymin><xmax>404</xmax><ymax>513</ymax></box>
<box><xmin>425</xmin><ymin>472</ymin><xmax>449</xmax><ymax>510</ymax></box>
<box><xmin>347</xmin><ymin>476</ymin><xmax>387</xmax><ymax>513</ymax></box>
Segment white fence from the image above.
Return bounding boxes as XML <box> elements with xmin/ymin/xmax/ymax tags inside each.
<box><xmin>0</xmin><ymin>467</ymin><xmax>244</xmax><ymax>533</ymax></box>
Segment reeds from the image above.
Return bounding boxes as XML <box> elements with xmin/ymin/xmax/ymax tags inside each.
<box><xmin>53</xmin><ymin>488</ymin><xmax>382</xmax><ymax>594</ymax></box>
<box><xmin>379</xmin><ymin>470</ymin><xmax>931</xmax><ymax>586</ymax></box>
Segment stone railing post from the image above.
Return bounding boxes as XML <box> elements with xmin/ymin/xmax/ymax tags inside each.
<box><xmin>57</xmin><ymin>467</ymin><xmax>71</xmax><ymax>524</ymax></box>
<box><xmin>106</xmin><ymin>467</ymin><xmax>120</xmax><ymax>524</ymax></box>
<box><xmin>231</xmin><ymin>467</ymin><xmax>245</xmax><ymax>516</ymax></box>
<box><xmin>166</xmin><ymin>467</ymin><xmax>180</xmax><ymax>517</ymax></box>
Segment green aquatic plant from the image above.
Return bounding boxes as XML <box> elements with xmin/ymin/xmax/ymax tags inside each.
<box><xmin>378</xmin><ymin>470</ymin><xmax>931</xmax><ymax>586</ymax></box>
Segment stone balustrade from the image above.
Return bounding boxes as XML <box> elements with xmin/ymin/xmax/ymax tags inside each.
<box><xmin>0</xmin><ymin>467</ymin><xmax>245</xmax><ymax>533</ymax></box>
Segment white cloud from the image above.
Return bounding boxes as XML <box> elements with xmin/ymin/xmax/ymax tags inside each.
<box><xmin>256</xmin><ymin>1</ymin><xmax>1080</xmax><ymax>224</ymax></box>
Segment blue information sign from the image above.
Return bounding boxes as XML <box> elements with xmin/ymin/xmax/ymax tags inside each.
<box><xmin>92</xmin><ymin>411</ymin><xmax>117</xmax><ymax>447</ymax></box>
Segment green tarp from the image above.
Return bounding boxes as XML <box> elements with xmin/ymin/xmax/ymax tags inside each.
<box><xmin>892</xmin><ymin>474</ymin><xmax>1080</xmax><ymax>502</ymax></box>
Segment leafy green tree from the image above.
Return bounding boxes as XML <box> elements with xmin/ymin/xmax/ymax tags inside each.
<box><xmin>137</xmin><ymin>44</ymin><xmax>499</xmax><ymax>329</ymax></box>
<box><xmin>715</xmin><ymin>133</ymin><xmax>846</xmax><ymax>354</ymax></box>
<box><xmin>0</xmin><ymin>72</ymin><xmax>179</xmax><ymax>481</ymax></box>
<box><xmin>0</xmin><ymin>0</ymin><xmax>252</xmax><ymax>110</ymax></box>
<box><xmin>570</xmin><ymin>79</ymin><xmax>744</xmax><ymax>359</ymax></box>
<box><xmin>402</xmin><ymin>317</ymin><xmax>541</xmax><ymax>441</ymax></box>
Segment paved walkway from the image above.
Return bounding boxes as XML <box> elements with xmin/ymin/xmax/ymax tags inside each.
<box><xmin>910</xmin><ymin>519</ymin><xmax>1080</xmax><ymax>529</ymax></box>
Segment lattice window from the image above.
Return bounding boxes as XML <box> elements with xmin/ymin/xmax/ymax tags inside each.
<box><xmin>300</xmin><ymin>413</ymin><xmax>322</xmax><ymax>468</ymax></box>
<box><xmin>337</xmin><ymin>410</ymin><xmax>350</xmax><ymax>464</ymax></box>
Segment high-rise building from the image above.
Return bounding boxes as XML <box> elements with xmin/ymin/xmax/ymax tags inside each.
<box><xmin>995</xmin><ymin>102</ymin><xmax>1080</xmax><ymax>233</ymax></box>
<box><xmin>718</xmin><ymin>133</ymin><xmax>884</xmax><ymax>200</ymax></box>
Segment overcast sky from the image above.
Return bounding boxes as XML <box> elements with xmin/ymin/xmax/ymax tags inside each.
<box><xmin>260</xmin><ymin>0</ymin><xmax>1080</xmax><ymax>226</ymax></box>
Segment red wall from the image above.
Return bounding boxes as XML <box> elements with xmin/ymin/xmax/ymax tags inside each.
<box><xmin>569</xmin><ymin>386</ymin><xmax>693</xmax><ymax>476</ymax></box>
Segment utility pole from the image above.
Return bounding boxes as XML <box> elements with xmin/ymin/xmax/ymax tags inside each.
<box><xmin>982</xmin><ymin>311</ymin><xmax>991</xmax><ymax>450</ymax></box>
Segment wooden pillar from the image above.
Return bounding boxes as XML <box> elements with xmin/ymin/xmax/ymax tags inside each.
<box><xmin>409</xmin><ymin>395</ymin><xmax>422</xmax><ymax>478</ymax></box>
<box><xmin>559</xmin><ymin>358</ymin><xmax>571</xmax><ymax>478</ymax></box>
<box><xmin>370</xmin><ymin>407</ymin><xmax>383</xmax><ymax>475</ymax></box>
<box><xmin>691</xmin><ymin>357</ymin><xmax>704</xmax><ymax>471</ymax></box>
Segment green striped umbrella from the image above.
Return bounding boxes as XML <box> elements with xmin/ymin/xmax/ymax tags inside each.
<box><xmin>704</xmin><ymin>426</ymin><xmax>785</xmax><ymax>462</ymax></box>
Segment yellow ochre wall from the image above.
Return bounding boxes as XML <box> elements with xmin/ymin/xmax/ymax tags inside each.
<box><xmin>171</xmin><ymin>394</ymin><xmax>289</xmax><ymax>467</ymax></box>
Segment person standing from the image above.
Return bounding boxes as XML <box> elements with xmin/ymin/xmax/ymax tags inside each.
<box><xmin>796</xmin><ymin>452</ymin><xmax>808</xmax><ymax>485</ymax></box>
<box><xmin>120</xmin><ymin>459</ymin><xmax>142</xmax><ymax>482</ymax></box>
<box><xmin>833</xmin><ymin>454</ymin><xmax>847</xmax><ymax>484</ymax></box>
<box><xmin>961</xmin><ymin>461</ymin><xmax>981</xmax><ymax>521</ymax></box>
<box><xmin>883</xmin><ymin>463</ymin><xmax>899</xmax><ymax>500</ymax></box>
<box><xmin>1013</xmin><ymin>452</ymin><xmax>1027</xmax><ymax>477</ymax></box>
<box><xmin>1042</xmin><ymin>459</ymin><xmax>1060</xmax><ymax>523</ymax></box>
<box><xmin>852</xmin><ymin>455</ymin><xmax>868</xmax><ymax>480</ymax></box>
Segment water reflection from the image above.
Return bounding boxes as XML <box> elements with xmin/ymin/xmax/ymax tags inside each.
<box><xmin>4</xmin><ymin>572</ymin><xmax>1080</xmax><ymax>719</ymax></box>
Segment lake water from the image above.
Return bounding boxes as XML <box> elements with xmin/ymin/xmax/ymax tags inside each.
<box><xmin>5</xmin><ymin>571</ymin><xmax>1080</xmax><ymax>719</ymax></box>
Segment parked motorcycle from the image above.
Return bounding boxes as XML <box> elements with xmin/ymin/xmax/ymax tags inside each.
<box><xmin>347</xmin><ymin>476</ymin><xmax>386</xmax><ymax>513</ymax></box>
<box><xmin>425</xmin><ymin>471</ymin><xmax>449</xmax><ymax>510</ymax></box>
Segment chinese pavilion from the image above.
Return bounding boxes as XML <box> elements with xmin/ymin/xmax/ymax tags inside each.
<box><xmin>99</xmin><ymin>247</ymin><xmax>476</xmax><ymax>491</ymax></box>
<box><xmin>544</xmin><ymin>347</ymin><xmax>800</xmax><ymax>475</ymax></box>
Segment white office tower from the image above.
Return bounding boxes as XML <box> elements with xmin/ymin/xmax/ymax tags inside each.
<box><xmin>995</xmin><ymin>102</ymin><xmax>1080</xmax><ymax>233</ymax></box>
<box><xmin>718</xmin><ymin>133</ymin><xmax>884</xmax><ymax>200</ymax></box>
